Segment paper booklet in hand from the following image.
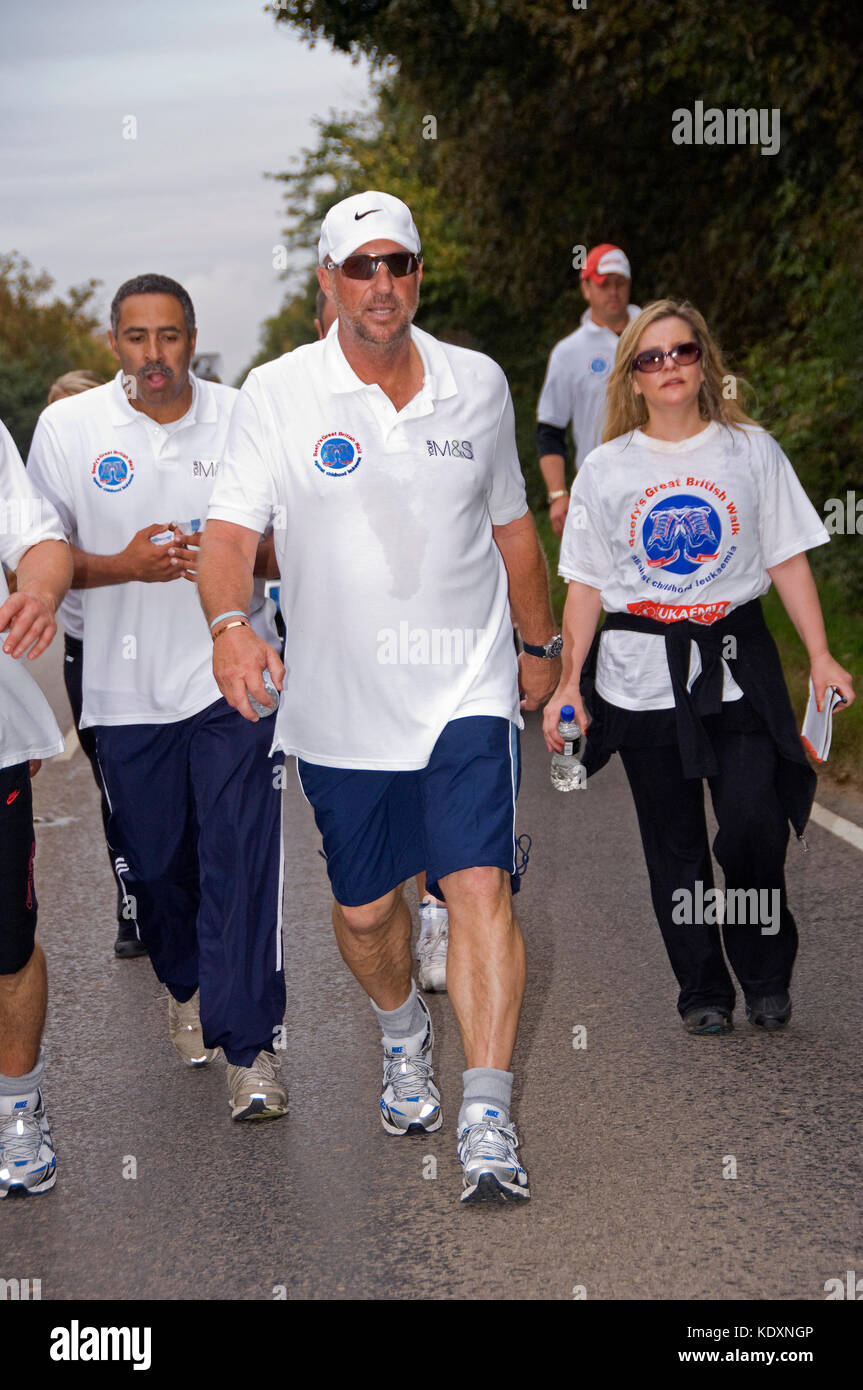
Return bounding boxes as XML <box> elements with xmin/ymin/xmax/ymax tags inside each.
<box><xmin>801</xmin><ymin>680</ymin><xmax>845</xmax><ymax>763</ymax></box>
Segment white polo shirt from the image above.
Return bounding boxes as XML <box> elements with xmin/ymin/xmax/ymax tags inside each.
<box><xmin>0</xmin><ymin>420</ymin><xmax>65</xmax><ymax>768</ymax></box>
<box><xmin>559</xmin><ymin>421</ymin><xmax>829</xmax><ymax>710</ymax></box>
<box><xmin>208</xmin><ymin>324</ymin><xmax>528</xmax><ymax>770</ymax></box>
<box><xmin>537</xmin><ymin>305</ymin><xmax>641</xmax><ymax>471</ymax></box>
<box><xmin>26</xmin><ymin>373</ymin><xmax>277</xmax><ymax>728</ymax></box>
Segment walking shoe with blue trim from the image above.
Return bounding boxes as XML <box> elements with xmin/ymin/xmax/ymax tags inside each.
<box><xmin>416</xmin><ymin>898</ymin><xmax>448</xmax><ymax>993</ymax></box>
<box><xmin>380</xmin><ymin>996</ymin><xmax>442</xmax><ymax>1136</ymax></box>
<box><xmin>0</xmin><ymin>1089</ymin><xmax>57</xmax><ymax>1198</ymax></box>
<box><xmin>458</xmin><ymin>1103</ymin><xmax>530</xmax><ymax>1203</ymax></box>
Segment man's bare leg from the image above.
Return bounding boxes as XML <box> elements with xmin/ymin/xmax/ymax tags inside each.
<box><xmin>331</xmin><ymin>886</ymin><xmax>413</xmax><ymax>1010</ymax></box>
<box><xmin>0</xmin><ymin>944</ymin><xmax>46</xmax><ymax>1077</ymax></box>
<box><xmin>332</xmin><ymin>886</ymin><xmax>442</xmax><ymax>1136</ymax></box>
<box><xmin>439</xmin><ymin>865</ymin><xmax>525</xmax><ymax>1070</ymax></box>
<box><xmin>439</xmin><ymin>864</ymin><xmax>530</xmax><ymax>1201</ymax></box>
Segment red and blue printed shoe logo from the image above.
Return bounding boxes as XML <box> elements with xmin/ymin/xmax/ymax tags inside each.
<box><xmin>642</xmin><ymin>494</ymin><xmax>721</xmax><ymax>575</ymax></box>
<box><xmin>91</xmin><ymin>450</ymin><xmax>135</xmax><ymax>492</ymax></box>
<box><xmin>313</xmin><ymin>432</ymin><xmax>362</xmax><ymax>477</ymax></box>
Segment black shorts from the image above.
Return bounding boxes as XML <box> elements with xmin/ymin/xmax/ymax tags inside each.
<box><xmin>0</xmin><ymin>762</ymin><xmax>38</xmax><ymax>973</ymax></box>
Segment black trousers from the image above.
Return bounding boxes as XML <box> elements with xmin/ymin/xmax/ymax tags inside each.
<box><xmin>63</xmin><ymin>634</ymin><xmax>126</xmax><ymax>929</ymax></box>
<box><xmin>0</xmin><ymin>763</ymin><xmax>38</xmax><ymax>974</ymax></box>
<box><xmin>618</xmin><ymin>706</ymin><xmax>798</xmax><ymax>1016</ymax></box>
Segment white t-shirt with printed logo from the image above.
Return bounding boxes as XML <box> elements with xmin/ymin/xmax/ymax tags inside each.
<box><xmin>537</xmin><ymin>306</ymin><xmax>641</xmax><ymax>471</ymax></box>
<box><xmin>0</xmin><ymin>419</ymin><xmax>66</xmax><ymax>768</ymax></box>
<box><xmin>207</xmin><ymin>323</ymin><xmax>528</xmax><ymax>770</ymax></box>
<box><xmin>558</xmin><ymin>421</ymin><xmax>830</xmax><ymax>711</ymax></box>
<box><xmin>26</xmin><ymin>373</ymin><xmax>278</xmax><ymax>728</ymax></box>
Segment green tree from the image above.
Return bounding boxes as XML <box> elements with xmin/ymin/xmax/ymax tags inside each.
<box><xmin>0</xmin><ymin>253</ymin><xmax>115</xmax><ymax>455</ymax></box>
<box><xmin>264</xmin><ymin>0</ymin><xmax>863</xmax><ymax>565</ymax></box>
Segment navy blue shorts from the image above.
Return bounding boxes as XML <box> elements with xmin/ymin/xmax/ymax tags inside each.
<box><xmin>297</xmin><ymin>716</ymin><xmax>524</xmax><ymax>908</ymax></box>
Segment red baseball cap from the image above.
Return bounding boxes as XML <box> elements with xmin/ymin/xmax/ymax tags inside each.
<box><xmin>581</xmin><ymin>244</ymin><xmax>632</xmax><ymax>283</ymax></box>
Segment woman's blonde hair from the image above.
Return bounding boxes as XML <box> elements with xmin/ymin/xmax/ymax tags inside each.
<box><xmin>47</xmin><ymin>369</ymin><xmax>106</xmax><ymax>404</ymax></box>
<box><xmin>602</xmin><ymin>299</ymin><xmax>756</xmax><ymax>442</ymax></box>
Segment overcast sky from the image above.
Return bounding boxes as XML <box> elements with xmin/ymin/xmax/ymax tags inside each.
<box><xmin>0</xmin><ymin>0</ymin><xmax>372</xmax><ymax>381</ymax></box>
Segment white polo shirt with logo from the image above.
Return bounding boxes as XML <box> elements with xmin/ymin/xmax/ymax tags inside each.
<box><xmin>26</xmin><ymin>373</ymin><xmax>277</xmax><ymax>728</ymax></box>
<box><xmin>559</xmin><ymin>421</ymin><xmax>829</xmax><ymax>710</ymax></box>
<box><xmin>207</xmin><ymin>323</ymin><xmax>528</xmax><ymax>770</ymax></box>
<box><xmin>537</xmin><ymin>305</ymin><xmax>641</xmax><ymax>471</ymax></box>
<box><xmin>0</xmin><ymin>419</ymin><xmax>66</xmax><ymax>768</ymax></box>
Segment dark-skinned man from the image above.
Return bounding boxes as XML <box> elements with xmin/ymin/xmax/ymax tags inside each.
<box><xmin>27</xmin><ymin>274</ymin><xmax>287</xmax><ymax>1123</ymax></box>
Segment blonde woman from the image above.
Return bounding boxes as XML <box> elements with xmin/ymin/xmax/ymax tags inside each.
<box><xmin>543</xmin><ymin>300</ymin><xmax>854</xmax><ymax>1035</ymax></box>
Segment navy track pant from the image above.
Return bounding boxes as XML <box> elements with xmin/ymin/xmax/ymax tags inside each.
<box><xmin>63</xmin><ymin>634</ymin><xmax>125</xmax><ymax>929</ymax></box>
<box><xmin>94</xmin><ymin>698</ymin><xmax>285</xmax><ymax>1067</ymax></box>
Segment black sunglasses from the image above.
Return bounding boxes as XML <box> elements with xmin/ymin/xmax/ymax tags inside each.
<box><xmin>632</xmin><ymin>341</ymin><xmax>702</xmax><ymax>373</ymax></box>
<box><xmin>327</xmin><ymin>252</ymin><xmax>421</xmax><ymax>281</ymax></box>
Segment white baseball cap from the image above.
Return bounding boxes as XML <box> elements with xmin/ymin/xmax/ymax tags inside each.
<box><xmin>318</xmin><ymin>191</ymin><xmax>421</xmax><ymax>266</ymax></box>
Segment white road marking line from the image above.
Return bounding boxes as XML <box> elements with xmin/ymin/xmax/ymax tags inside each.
<box><xmin>810</xmin><ymin>801</ymin><xmax>863</xmax><ymax>853</ymax></box>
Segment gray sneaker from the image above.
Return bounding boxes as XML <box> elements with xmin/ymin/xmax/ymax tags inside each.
<box><xmin>380</xmin><ymin>996</ymin><xmax>442</xmax><ymax>1136</ymax></box>
<box><xmin>458</xmin><ymin>1103</ymin><xmax>530</xmax><ymax>1203</ymax></box>
<box><xmin>416</xmin><ymin>900</ymin><xmax>449</xmax><ymax>993</ymax></box>
<box><xmin>167</xmin><ymin>988</ymin><xmax>219</xmax><ymax>1067</ymax></box>
<box><xmin>227</xmin><ymin>1051</ymin><xmax>289</xmax><ymax>1121</ymax></box>
<box><xmin>0</xmin><ymin>1089</ymin><xmax>57</xmax><ymax>1198</ymax></box>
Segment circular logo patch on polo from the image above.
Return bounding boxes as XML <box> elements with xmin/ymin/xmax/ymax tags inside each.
<box><xmin>313</xmin><ymin>432</ymin><xmax>362</xmax><ymax>477</ymax></box>
<box><xmin>91</xmin><ymin>451</ymin><xmax>135</xmax><ymax>492</ymax></box>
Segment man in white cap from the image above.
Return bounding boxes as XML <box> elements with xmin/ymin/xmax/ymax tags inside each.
<box><xmin>537</xmin><ymin>243</ymin><xmax>640</xmax><ymax>537</ymax></box>
<box><xmin>199</xmin><ymin>190</ymin><xmax>562</xmax><ymax>1203</ymax></box>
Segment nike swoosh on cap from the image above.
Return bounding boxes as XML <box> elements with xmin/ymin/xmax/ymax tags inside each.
<box><xmin>354</xmin><ymin>209</ymin><xmax>380</xmax><ymax>220</ymax></box>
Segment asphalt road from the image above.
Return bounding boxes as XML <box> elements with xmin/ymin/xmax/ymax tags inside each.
<box><xmin>4</xmin><ymin>637</ymin><xmax>862</xmax><ymax>1302</ymax></box>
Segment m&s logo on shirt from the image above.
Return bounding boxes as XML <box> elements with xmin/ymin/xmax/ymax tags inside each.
<box><xmin>91</xmin><ymin>451</ymin><xmax>134</xmax><ymax>493</ymax></box>
<box><xmin>426</xmin><ymin>439</ymin><xmax>474</xmax><ymax>459</ymax></box>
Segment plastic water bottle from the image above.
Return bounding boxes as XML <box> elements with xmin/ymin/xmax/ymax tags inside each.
<box><xmin>550</xmin><ymin>705</ymin><xmax>585</xmax><ymax>791</ymax></box>
<box><xmin>248</xmin><ymin>669</ymin><xmax>280</xmax><ymax>719</ymax></box>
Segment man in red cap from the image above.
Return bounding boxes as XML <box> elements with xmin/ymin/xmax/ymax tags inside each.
<box><xmin>537</xmin><ymin>244</ymin><xmax>640</xmax><ymax>538</ymax></box>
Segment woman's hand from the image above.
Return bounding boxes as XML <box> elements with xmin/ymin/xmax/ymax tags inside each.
<box><xmin>542</xmin><ymin>685</ymin><xmax>590</xmax><ymax>752</ymax></box>
<box><xmin>810</xmin><ymin>652</ymin><xmax>855</xmax><ymax>712</ymax></box>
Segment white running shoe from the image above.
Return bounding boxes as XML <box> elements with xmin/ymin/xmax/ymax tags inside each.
<box><xmin>0</xmin><ymin>1089</ymin><xmax>57</xmax><ymax>1198</ymax></box>
<box><xmin>416</xmin><ymin>898</ymin><xmax>449</xmax><ymax>993</ymax></box>
<box><xmin>167</xmin><ymin>988</ymin><xmax>219</xmax><ymax>1067</ymax></box>
<box><xmin>380</xmin><ymin>996</ymin><xmax>442</xmax><ymax>1136</ymax></box>
<box><xmin>227</xmin><ymin>1051</ymin><xmax>289</xmax><ymax>1121</ymax></box>
<box><xmin>458</xmin><ymin>1103</ymin><xmax>530</xmax><ymax>1203</ymax></box>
